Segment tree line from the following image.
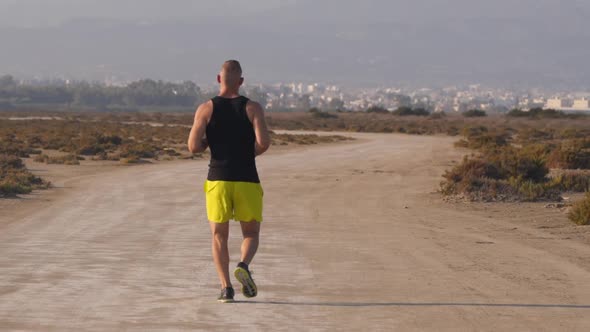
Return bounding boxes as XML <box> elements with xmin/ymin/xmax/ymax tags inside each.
<box><xmin>0</xmin><ymin>75</ymin><xmax>203</xmax><ymax>110</ymax></box>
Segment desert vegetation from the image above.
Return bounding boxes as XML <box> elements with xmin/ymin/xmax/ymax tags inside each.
<box><xmin>0</xmin><ymin>154</ymin><xmax>50</xmax><ymax>197</ymax></box>
<box><xmin>0</xmin><ymin>115</ymin><xmax>350</xmax><ymax>166</ymax></box>
<box><xmin>463</xmin><ymin>109</ymin><xmax>487</xmax><ymax>117</ymax></box>
<box><xmin>0</xmin><ymin>113</ymin><xmax>352</xmax><ymax>197</ymax></box>
<box><xmin>569</xmin><ymin>193</ymin><xmax>590</xmax><ymax>225</ymax></box>
<box><xmin>1</xmin><ymin>109</ymin><xmax>589</xmax><ymax>219</ymax></box>
<box><xmin>267</xmin><ymin>109</ymin><xmax>588</xmax><ymax>221</ymax></box>
<box><xmin>440</xmin><ymin>121</ymin><xmax>590</xmax><ymax>203</ymax></box>
<box><xmin>506</xmin><ymin>107</ymin><xmax>583</xmax><ymax>119</ymax></box>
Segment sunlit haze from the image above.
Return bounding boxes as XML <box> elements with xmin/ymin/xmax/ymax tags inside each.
<box><xmin>1</xmin><ymin>0</ymin><xmax>589</xmax><ymax>88</ymax></box>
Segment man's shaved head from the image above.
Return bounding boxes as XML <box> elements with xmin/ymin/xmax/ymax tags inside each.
<box><xmin>220</xmin><ymin>60</ymin><xmax>243</xmax><ymax>86</ymax></box>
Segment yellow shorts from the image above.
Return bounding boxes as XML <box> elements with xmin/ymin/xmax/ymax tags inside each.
<box><xmin>204</xmin><ymin>180</ymin><xmax>263</xmax><ymax>223</ymax></box>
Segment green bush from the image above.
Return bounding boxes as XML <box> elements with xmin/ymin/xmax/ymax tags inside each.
<box><xmin>463</xmin><ymin>109</ymin><xmax>487</xmax><ymax>117</ymax></box>
<box><xmin>0</xmin><ymin>180</ymin><xmax>33</xmax><ymax>195</ymax></box>
<box><xmin>568</xmin><ymin>193</ymin><xmax>590</xmax><ymax>225</ymax></box>
<box><xmin>507</xmin><ymin>108</ymin><xmax>566</xmax><ymax>119</ymax></box>
<box><xmin>366</xmin><ymin>106</ymin><xmax>389</xmax><ymax>114</ymax></box>
<box><xmin>392</xmin><ymin>107</ymin><xmax>430</xmax><ymax>116</ymax></box>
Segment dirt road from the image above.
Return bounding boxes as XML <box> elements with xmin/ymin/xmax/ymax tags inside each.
<box><xmin>1</xmin><ymin>133</ymin><xmax>589</xmax><ymax>331</ymax></box>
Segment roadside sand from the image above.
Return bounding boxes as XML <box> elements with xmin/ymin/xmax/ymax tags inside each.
<box><xmin>1</xmin><ymin>132</ymin><xmax>589</xmax><ymax>331</ymax></box>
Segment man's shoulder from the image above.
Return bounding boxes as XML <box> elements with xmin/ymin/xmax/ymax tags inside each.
<box><xmin>201</xmin><ymin>99</ymin><xmax>214</xmax><ymax>107</ymax></box>
<box><xmin>245</xmin><ymin>100</ymin><xmax>263</xmax><ymax>113</ymax></box>
<box><xmin>195</xmin><ymin>100</ymin><xmax>213</xmax><ymax>122</ymax></box>
<box><xmin>197</xmin><ymin>100</ymin><xmax>214</xmax><ymax>112</ymax></box>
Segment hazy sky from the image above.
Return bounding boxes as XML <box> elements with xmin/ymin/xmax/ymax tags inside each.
<box><xmin>0</xmin><ymin>0</ymin><xmax>296</xmax><ymax>27</ymax></box>
<box><xmin>1</xmin><ymin>0</ymin><xmax>589</xmax><ymax>88</ymax></box>
<box><xmin>2</xmin><ymin>0</ymin><xmax>588</xmax><ymax>26</ymax></box>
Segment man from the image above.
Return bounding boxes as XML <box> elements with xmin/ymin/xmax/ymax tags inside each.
<box><xmin>188</xmin><ymin>60</ymin><xmax>270</xmax><ymax>303</ymax></box>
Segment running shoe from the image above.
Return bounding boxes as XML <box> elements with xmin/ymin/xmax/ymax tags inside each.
<box><xmin>234</xmin><ymin>262</ymin><xmax>257</xmax><ymax>298</ymax></box>
<box><xmin>217</xmin><ymin>287</ymin><xmax>235</xmax><ymax>303</ymax></box>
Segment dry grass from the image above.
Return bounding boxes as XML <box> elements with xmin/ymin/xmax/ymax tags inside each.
<box><xmin>34</xmin><ymin>154</ymin><xmax>83</xmax><ymax>165</ymax></box>
<box><xmin>0</xmin><ymin>112</ymin><xmax>356</xmax><ymax>169</ymax></box>
<box><xmin>271</xmin><ymin>132</ymin><xmax>352</xmax><ymax>146</ymax></box>
<box><xmin>2</xmin><ymin>110</ymin><xmax>589</xmax><ymax>205</ymax></box>
<box><xmin>439</xmin><ymin>116</ymin><xmax>590</xmax><ymax>203</ymax></box>
<box><xmin>568</xmin><ymin>193</ymin><xmax>590</xmax><ymax>225</ymax></box>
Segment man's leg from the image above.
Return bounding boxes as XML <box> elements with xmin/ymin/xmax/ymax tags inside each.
<box><xmin>232</xmin><ymin>182</ymin><xmax>262</xmax><ymax>298</ymax></box>
<box><xmin>233</xmin><ymin>221</ymin><xmax>260</xmax><ymax>298</ymax></box>
<box><xmin>210</xmin><ymin>222</ymin><xmax>232</xmax><ymax>288</ymax></box>
<box><xmin>239</xmin><ymin>221</ymin><xmax>260</xmax><ymax>265</ymax></box>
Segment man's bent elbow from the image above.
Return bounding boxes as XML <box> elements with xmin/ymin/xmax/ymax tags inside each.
<box><xmin>187</xmin><ymin>141</ymin><xmax>200</xmax><ymax>154</ymax></box>
<box><xmin>189</xmin><ymin>146</ymin><xmax>206</xmax><ymax>154</ymax></box>
<box><xmin>255</xmin><ymin>142</ymin><xmax>270</xmax><ymax>156</ymax></box>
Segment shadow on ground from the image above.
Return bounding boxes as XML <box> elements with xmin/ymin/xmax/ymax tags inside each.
<box><xmin>234</xmin><ymin>301</ymin><xmax>590</xmax><ymax>309</ymax></box>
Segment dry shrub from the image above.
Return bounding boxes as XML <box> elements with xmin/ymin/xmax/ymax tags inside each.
<box><xmin>549</xmin><ymin>171</ymin><xmax>590</xmax><ymax>192</ymax></box>
<box><xmin>454</xmin><ymin>126</ymin><xmax>510</xmax><ymax>150</ymax></box>
<box><xmin>441</xmin><ymin>147</ymin><xmax>556</xmax><ymax>202</ymax></box>
<box><xmin>1</xmin><ymin>153</ymin><xmax>25</xmax><ymax>169</ymax></box>
<box><xmin>271</xmin><ymin>133</ymin><xmax>351</xmax><ymax>146</ymax></box>
<box><xmin>511</xmin><ymin>179</ymin><xmax>562</xmax><ymax>202</ymax></box>
<box><xmin>558</xmin><ymin>128</ymin><xmax>590</xmax><ymax>140</ymax></box>
<box><xmin>488</xmin><ymin>146</ymin><xmax>549</xmax><ymax>182</ymax></box>
<box><xmin>568</xmin><ymin>193</ymin><xmax>590</xmax><ymax>225</ymax></box>
<box><xmin>120</xmin><ymin>156</ymin><xmax>142</xmax><ymax>164</ymax></box>
<box><xmin>1</xmin><ymin>154</ymin><xmax>50</xmax><ymax>197</ymax></box>
<box><xmin>34</xmin><ymin>154</ymin><xmax>82</xmax><ymax>165</ymax></box>
<box><xmin>547</xmin><ymin>139</ymin><xmax>590</xmax><ymax>169</ymax></box>
<box><xmin>429</xmin><ymin>112</ymin><xmax>446</xmax><ymax>119</ymax></box>
<box><xmin>516</xmin><ymin>128</ymin><xmax>555</xmax><ymax>144</ymax></box>
<box><xmin>0</xmin><ymin>134</ymin><xmax>42</xmax><ymax>157</ymax></box>
<box><xmin>119</xmin><ymin>143</ymin><xmax>156</xmax><ymax>159</ymax></box>
<box><xmin>161</xmin><ymin>148</ymin><xmax>181</xmax><ymax>157</ymax></box>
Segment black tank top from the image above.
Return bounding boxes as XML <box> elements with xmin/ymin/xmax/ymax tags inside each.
<box><xmin>206</xmin><ymin>96</ymin><xmax>260</xmax><ymax>183</ymax></box>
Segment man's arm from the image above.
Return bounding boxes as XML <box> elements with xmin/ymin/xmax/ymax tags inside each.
<box><xmin>247</xmin><ymin>101</ymin><xmax>271</xmax><ymax>156</ymax></box>
<box><xmin>187</xmin><ymin>101</ymin><xmax>212</xmax><ymax>153</ymax></box>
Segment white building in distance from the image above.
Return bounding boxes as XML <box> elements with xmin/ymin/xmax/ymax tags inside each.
<box><xmin>546</xmin><ymin>98</ymin><xmax>562</xmax><ymax>109</ymax></box>
<box><xmin>572</xmin><ymin>98</ymin><xmax>590</xmax><ymax>109</ymax></box>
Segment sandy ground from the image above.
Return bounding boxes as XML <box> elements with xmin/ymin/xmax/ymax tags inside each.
<box><xmin>1</xmin><ymin>132</ymin><xmax>590</xmax><ymax>331</ymax></box>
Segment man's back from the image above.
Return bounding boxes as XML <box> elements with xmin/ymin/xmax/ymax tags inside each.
<box><xmin>206</xmin><ymin>96</ymin><xmax>259</xmax><ymax>183</ymax></box>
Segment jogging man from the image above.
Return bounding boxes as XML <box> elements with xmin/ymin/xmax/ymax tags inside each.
<box><xmin>188</xmin><ymin>60</ymin><xmax>270</xmax><ymax>302</ymax></box>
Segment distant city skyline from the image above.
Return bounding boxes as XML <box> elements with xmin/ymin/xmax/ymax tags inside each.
<box><xmin>3</xmin><ymin>73</ymin><xmax>589</xmax><ymax>113</ymax></box>
<box><xmin>1</xmin><ymin>0</ymin><xmax>589</xmax><ymax>89</ymax></box>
